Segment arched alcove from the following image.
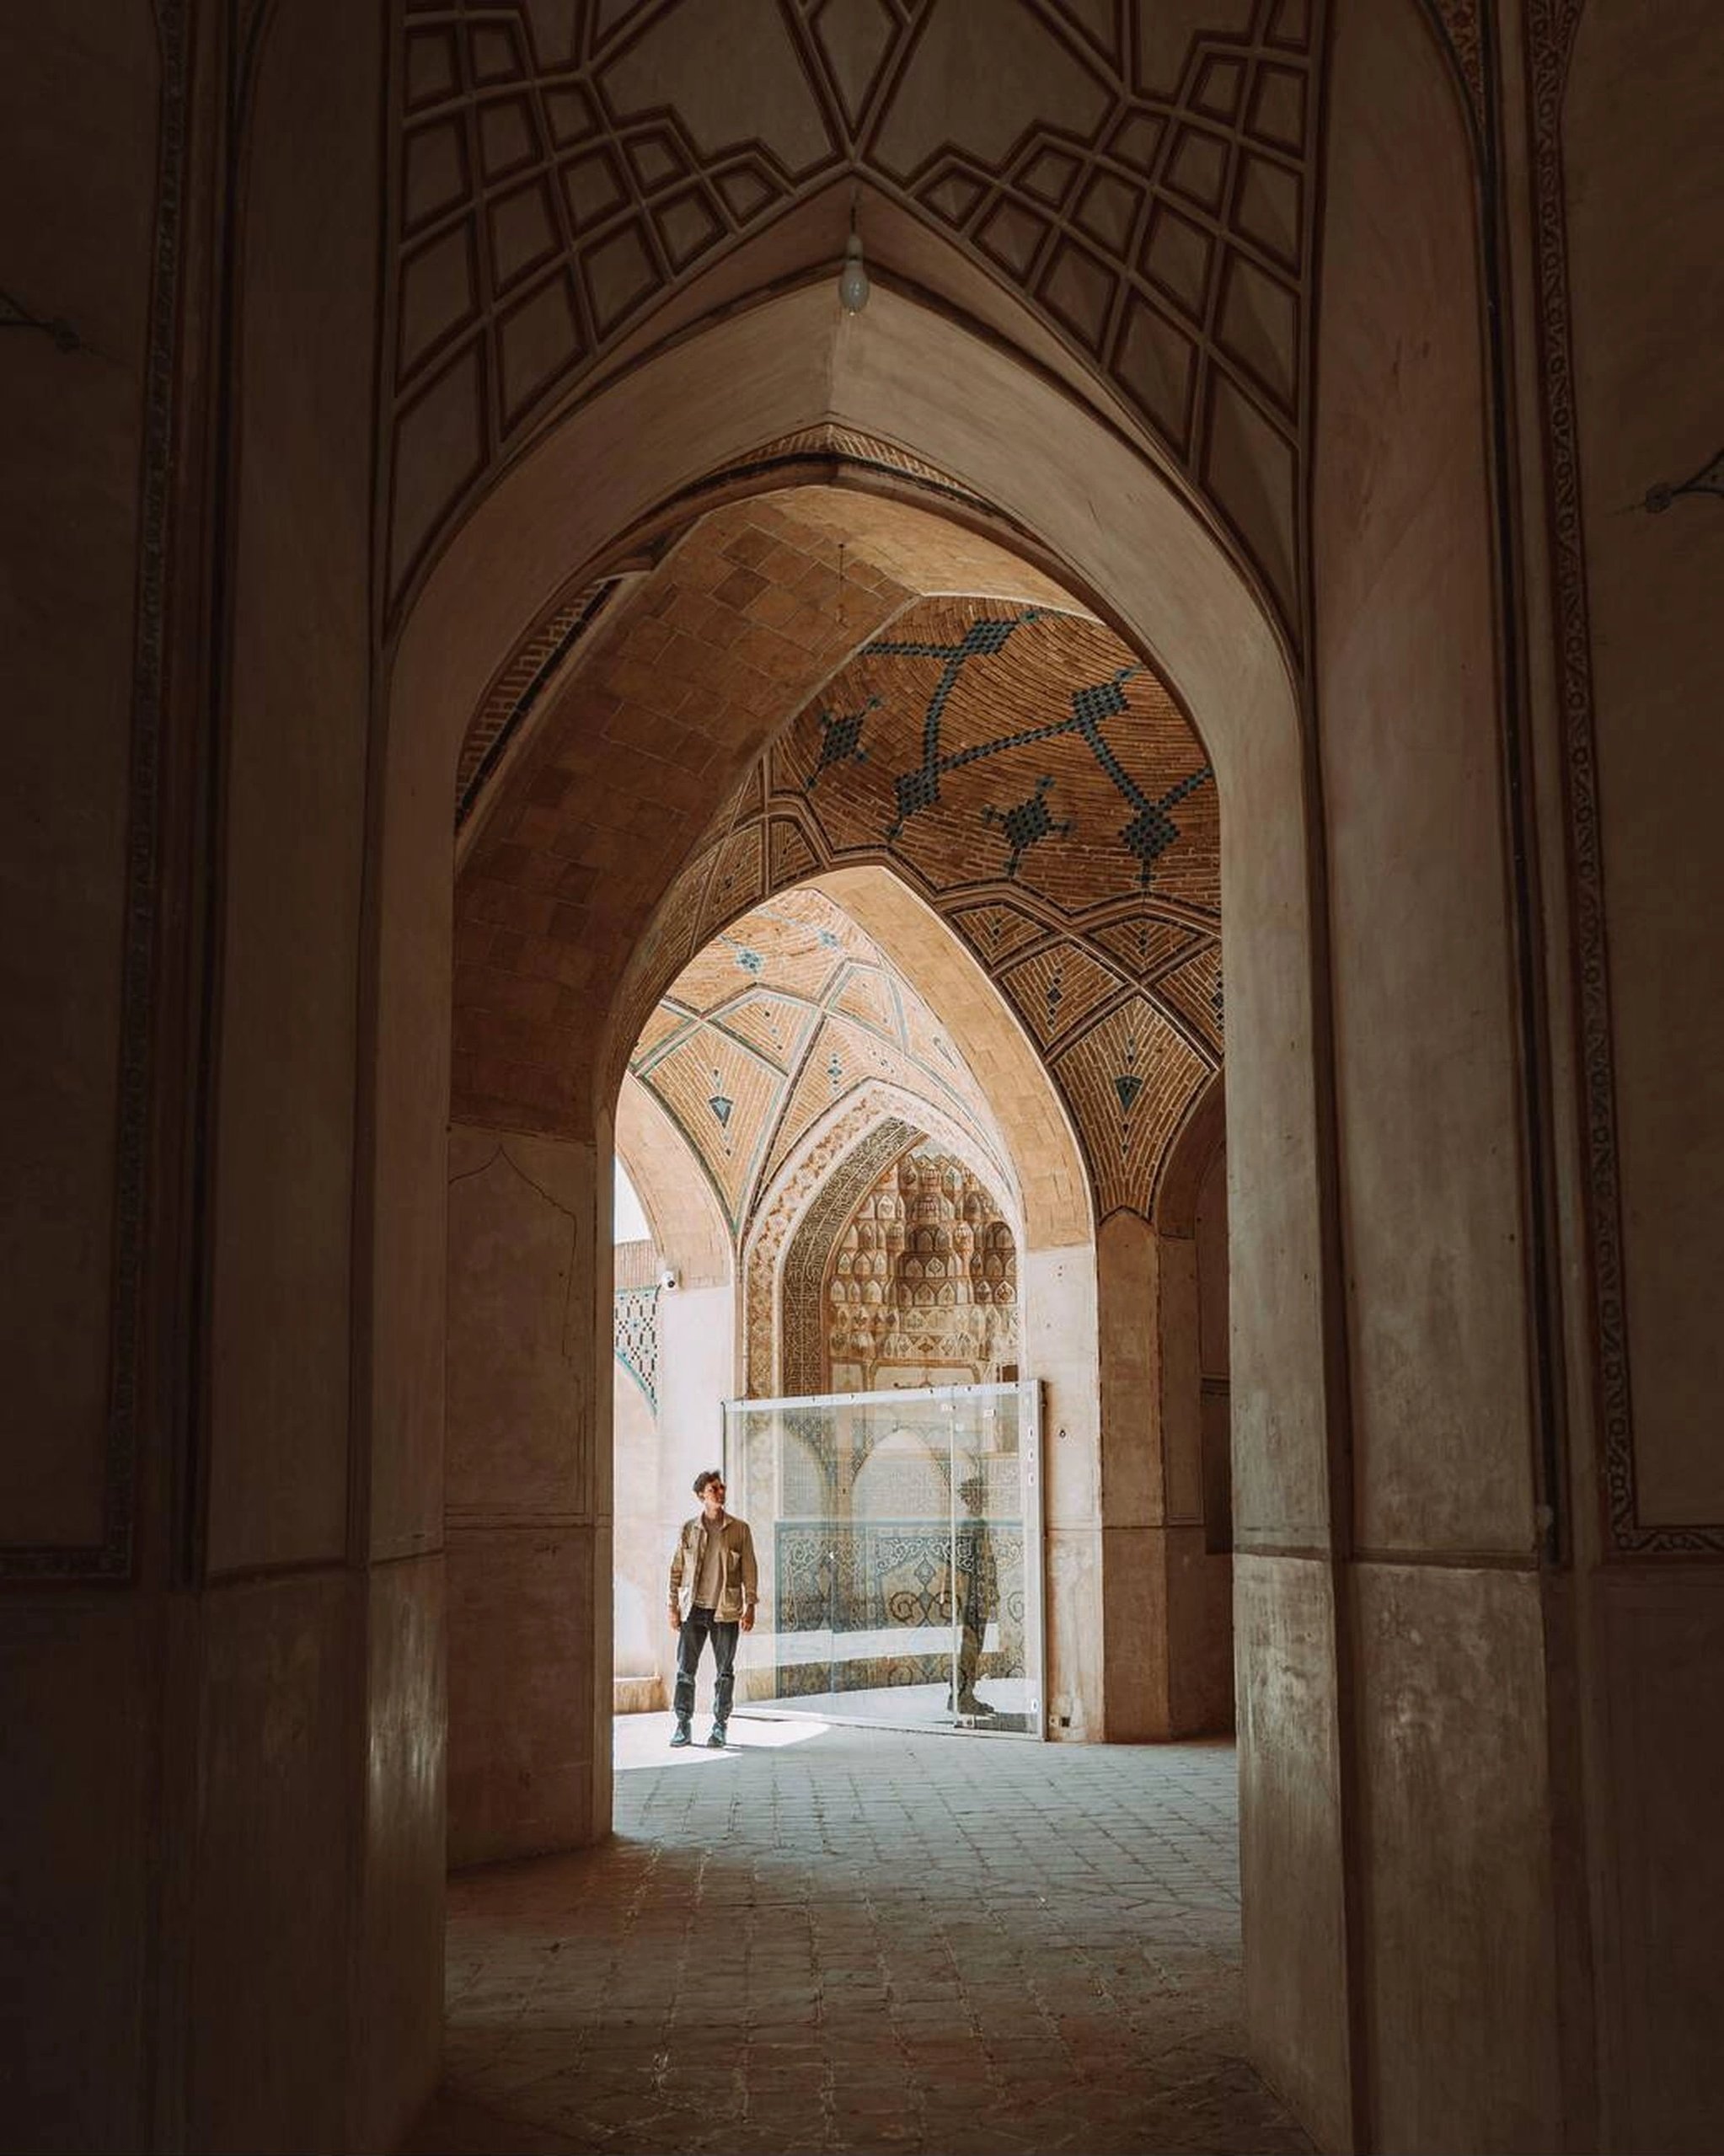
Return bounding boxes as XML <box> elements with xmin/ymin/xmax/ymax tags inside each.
<box><xmin>607</xmin><ymin>844</ymin><xmax>1093</xmax><ymax>1723</ymax></box>
<box><xmin>740</xmin><ymin>1074</ymin><xmax>1025</xmax><ymax>1396</ymax></box>
<box><xmin>816</xmin><ymin>1144</ymin><xmax>1020</xmax><ymax>1398</ymax></box>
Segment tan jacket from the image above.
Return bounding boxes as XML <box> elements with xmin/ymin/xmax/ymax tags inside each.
<box><xmin>668</xmin><ymin>1511</ymin><xmax>758</xmax><ymax>1622</ymax></box>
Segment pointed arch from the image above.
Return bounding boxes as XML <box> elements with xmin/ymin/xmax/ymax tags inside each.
<box><xmin>1154</xmin><ymin>1071</ymin><xmax>1226</xmax><ymax>1238</ymax></box>
<box><xmin>739</xmin><ymin>1076</ymin><xmax>1015</xmax><ymax>1399</ymax></box>
<box><xmin>395</xmin><ymin>279</ymin><xmax>1320</xmax><ymax>1985</ymax></box>
<box><xmin>614</xmin><ymin>1072</ymin><xmax>731</xmax><ymax>1288</ymax></box>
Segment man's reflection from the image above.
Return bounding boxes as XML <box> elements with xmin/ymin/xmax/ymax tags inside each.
<box><xmin>945</xmin><ymin>1475</ymin><xmax>998</xmax><ymax>1716</ymax></box>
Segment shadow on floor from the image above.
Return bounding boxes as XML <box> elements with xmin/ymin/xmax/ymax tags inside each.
<box><xmin>406</xmin><ymin>1723</ymin><xmax>1307</xmax><ymax>2156</ymax></box>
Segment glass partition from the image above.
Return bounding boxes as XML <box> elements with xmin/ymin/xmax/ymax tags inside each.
<box><xmin>724</xmin><ymin>1381</ymin><xmax>1043</xmax><ymax>1736</ymax></box>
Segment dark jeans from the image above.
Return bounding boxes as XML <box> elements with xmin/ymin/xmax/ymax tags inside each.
<box><xmin>673</xmin><ymin>1605</ymin><xmax>738</xmax><ymax>1728</ymax></box>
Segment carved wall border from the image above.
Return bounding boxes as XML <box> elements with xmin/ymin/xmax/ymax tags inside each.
<box><xmin>1526</xmin><ymin>2</ymin><xmax>1721</xmax><ymax>1553</ymax></box>
<box><xmin>1426</xmin><ymin>0</ymin><xmax>1488</xmax><ymax>131</ymax></box>
<box><xmin>1</xmin><ymin>5</ymin><xmax>188</xmax><ymax>1577</ymax></box>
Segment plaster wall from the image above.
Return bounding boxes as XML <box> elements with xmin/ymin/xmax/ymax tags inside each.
<box><xmin>1023</xmin><ymin>1244</ymin><xmax>1103</xmax><ymax>1739</ymax></box>
<box><xmin>357</xmin><ymin>1552</ymin><xmax>447</xmax><ymax>2155</ymax></box>
<box><xmin>0</xmin><ymin>4</ymin><xmax>152</xmax><ymax>1548</ymax></box>
<box><xmin>1565</xmin><ymin>3</ymin><xmax>1724</xmax><ymax>1529</ymax></box>
<box><xmin>1097</xmin><ymin>1212</ymin><xmax>1233</xmax><ymax>1740</ymax></box>
<box><xmin>1588</xmin><ymin>1570</ymin><xmax>1724</xmax><ymax>2153</ymax></box>
<box><xmin>199</xmin><ymin>18</ymin><xmax>446</xmax><ymax>2140</ymax></box>
<box><xmin>609</xmin><ymin>1277</ymin><xmax>734</xmax><ymax>1704</ymax></box>
<box><xmin>1297</xmin><ymin>5</ymin><xmax>1566</xmax><ymax>2146</ymax></box>
<box><xmin>1558</xmin><ymin>11</ymin><xmax>1724</xmax><ymax>2146</ymax></box>
<box><xmin>613</xmin><ymin>1077</ymin><xmax>736</xmax><ymax>1703</ymax></box>
<box><xmin>203</xmin><ymin>0</ymin><xmax>377</xmax><ymax>1576</ymax></box>
<box><xmin>3</xmin><ymin>5</ymin><xmax>447</xmax><ymax>2149</ymax></box>
<box><xmin>1179</xmin><ymin>1136</ymin><xmax>1234</xmax><ymax>1736</ymax></box>
<box><xmin>185</xmin><ymin>1572</ymin><xmax>355</xmax><ymax>2152</ymax></box>
<box><xmin>1317</xmin><ymin>2</ymin><xmax>1535</xmax><ymax>1561</ymax></box>
<box><xmin>447</xmin><ymin>1125</ymin><xmax>609</xmax><ymax>1865</ymax></box>
<box><xmin>1195</xmin><ymin>1142</ymin><xmax>1233</xmax><ymax>1554</ymax></box>
<box><xmin>1221</xmin><ymin>677</ymin><xmax>1347</xmax><ymax>2156</ymax></box>
<box><xmin>0</xmin><ymin>12</ymin><xmax>162</xmax><ymax>2146</ymax></box>
<box><xmin>1353</xmin><ymin>1563</ymin><xmax>1561</xmax><ymax>2152</ymax></box>
<box><xmin>1234</xmin><ymin>1555</ymin><xmax>1352</xmax><ymax>2156</ymax></box>
<box><xmin>661</xmin><ymin>1280</ymin><xmax>741</xmax><ymax>1711</ymax></box>
<box><xmin>0</xmin><ymin>1600</ymin><xmax>152</xmax><ymax>2149</ymax></box>
<box><xmin>661</xmin><ymin>1283</ymin><xmax>733</xmax><ymax>1530</ymax></box>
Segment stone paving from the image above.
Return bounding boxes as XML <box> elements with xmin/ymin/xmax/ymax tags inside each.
<box><xmin>406</xmin><ymin>1716</ymin><xmax>1309</xmax><ymax>2156</ymax></box>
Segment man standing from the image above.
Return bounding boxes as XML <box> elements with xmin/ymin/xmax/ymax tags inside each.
<box><xmin>667</xmin><ymin>1469</ymin><xmax>758</xmax><ymax>1747</ymax></box>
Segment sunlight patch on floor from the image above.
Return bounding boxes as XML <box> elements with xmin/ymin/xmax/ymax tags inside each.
<box><xmin>612</xmin><ymin>1709</ymin><xmax>830</xmax><ymax>1770</ymax></box>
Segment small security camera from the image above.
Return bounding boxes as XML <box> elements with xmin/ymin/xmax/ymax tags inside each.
<box><xmin>657</xmin><ymin>1265</ymin><xmax>679</xmax><ymax>1292</ymax></box>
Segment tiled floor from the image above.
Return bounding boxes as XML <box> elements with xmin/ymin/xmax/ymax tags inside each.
<box><xmin>406</xmin><ymin>1716</ymin><xmax>1309</xmax><ymax>2156</ymax></box>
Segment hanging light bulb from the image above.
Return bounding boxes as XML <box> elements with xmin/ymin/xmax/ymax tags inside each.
<box><xmin>838</xmin><ymin>216</ymin><xmax>870</xmax><ymax>313</ymax></box>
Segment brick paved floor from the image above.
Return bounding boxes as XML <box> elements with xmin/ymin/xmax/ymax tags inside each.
<box><xmin>407</xmin><ymin>1716</ymin><xmax>1309</xmax><ymax>2156</ymax></box>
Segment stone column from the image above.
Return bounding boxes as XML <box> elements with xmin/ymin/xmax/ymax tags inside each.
<box><xmin>1022</xmin><ymin>1243</ymin><xmax>1104</xmax><ymax>1738</ymax></box>
<box><xmin>1095</xmin><ymin>1213</ymin><xmax>1234</xmax><ymax>1741</ymax></box>
<box><xmin>445</xmin><ymin>1126</ymin><xmax>610</xmax><ymax>1866</ymax></box>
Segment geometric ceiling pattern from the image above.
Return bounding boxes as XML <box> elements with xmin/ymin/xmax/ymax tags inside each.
<box><xmin>389</xmin><ymin>0</ymin><xmax>1318</xmax><ymax>629</ymax></box>
<box><xmin>448</xmin><ymin>426</ymin><xmax>1075</xmax><ymax>850</ymax></box>
<box><xmin>452</xmin><ymin>479</ymin><xmax>1117</xmax><ymax>1147</ymax></box>
<box><xmin>629</xmin><ymin>883</ymin><xmax>1006</xmax><ymax>1237</ymax></box>
<box><xmin>618</xmin><ymin>593</ymin><xmax>1222</xmax><ymax>1220</ymax></box>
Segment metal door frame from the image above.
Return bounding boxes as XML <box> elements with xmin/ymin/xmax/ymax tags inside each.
<box><xmin>721</xmin><ymin>1379</ymin><xmax>1045</xmax><ymax>1741</ymax></box>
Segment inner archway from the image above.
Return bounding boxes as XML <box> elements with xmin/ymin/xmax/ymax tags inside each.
<box><xmin>404</xmin><ymin>281</ymin><xmax>1315</xmax><ymax>2132</ymax></box>
<box><xmin>604</xmin><ymin>870</ymin><xmax>1041</xmax><ymax>1726</ymax></box>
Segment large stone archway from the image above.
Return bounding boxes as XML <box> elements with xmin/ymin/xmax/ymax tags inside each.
<box><xmin>396</xmin><ymin>276</ymin><xmax>1325</xmax><ymax>2116</ymax></box>
<box><xmin>19</xmin><ymin>2</ymin><xmax>1724</xmax><ymax>2148</ymax></box>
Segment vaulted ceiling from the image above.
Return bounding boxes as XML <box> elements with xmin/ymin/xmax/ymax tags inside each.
<box><xmin>453</xmin><ymin>459</ymin><xmax>1221</xmax><ymax>1222</ymax></box>
<box><xmin>388</xmin><ymin>0</ymin><xmax>1320</xmax><ymax>630</ymax></box>
<box><xmin>624</xmin><ymin>588</ymin><xmax>1220</xmax><ymax>1220</ymax></box>
<box><xmin>625</xmin><ymin>883</ymin><xmax>1008</xmax><ymax>1237</ymax></box>
<box><xmin>451</xmin><ymin>480</ymin><xmax>1084</xmax><ymax>1137</ymax></box>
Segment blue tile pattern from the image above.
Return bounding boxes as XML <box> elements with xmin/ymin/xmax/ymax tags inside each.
<box><xmin>864</xmin><ymin>617</ymin><xmax>1215</xmax><ymax>884</ymax></box>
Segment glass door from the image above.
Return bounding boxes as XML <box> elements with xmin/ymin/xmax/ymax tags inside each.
<box><xmin>725</xmin><ymin>1381</ymin><xmax>1043</xmax><ymax>1737</ymax></box>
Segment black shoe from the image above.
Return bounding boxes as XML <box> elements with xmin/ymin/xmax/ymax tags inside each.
<box><xmin>705</xmin><ymin>1725</ymin><xmax>727</xmax><ymax>1748</ymax></box>
<box><xmin>669</xmin><ymin>1722</ymin><xmax>693</xmax><ymax>1747</ymax></box>
<box><xmin>952</xmin><ymin>1694</ymin><xmax>994</xmax><ymax>1716</ymax></box>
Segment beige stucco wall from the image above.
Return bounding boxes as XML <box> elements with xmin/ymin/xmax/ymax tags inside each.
<box><xmin>1304</xmin><ymin>5</ymin><xmax>1561</xmax><ymax>2144</ymax></box>
<box><xmin>1566</xmin><ymin>6</ymin><xmax>1724</xmax><ymax>1533</ymax></box>
<box><xmin>612</xmin><ymin>1346</ymin><xmax>660</xmax><ymax>1687</ymax></box>
<box><xmin>446</xmin><ymin>1126</ymin><xmax>610</xmax><ymax>1869</ymax></box>
<box><xmin>1561</xmin><ymin>9</ymin><xmax>1724</xmax><ymax>2148</ymax></box>
<box><xmin>0</xmin><ymin>10</ymin><xmax>162</xmax><ymax>2146</ymax></box>
<box><xmin>1</xmin><ymin>5</ymin><xmax>446</xmax><ymax>2148</ymax></box>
